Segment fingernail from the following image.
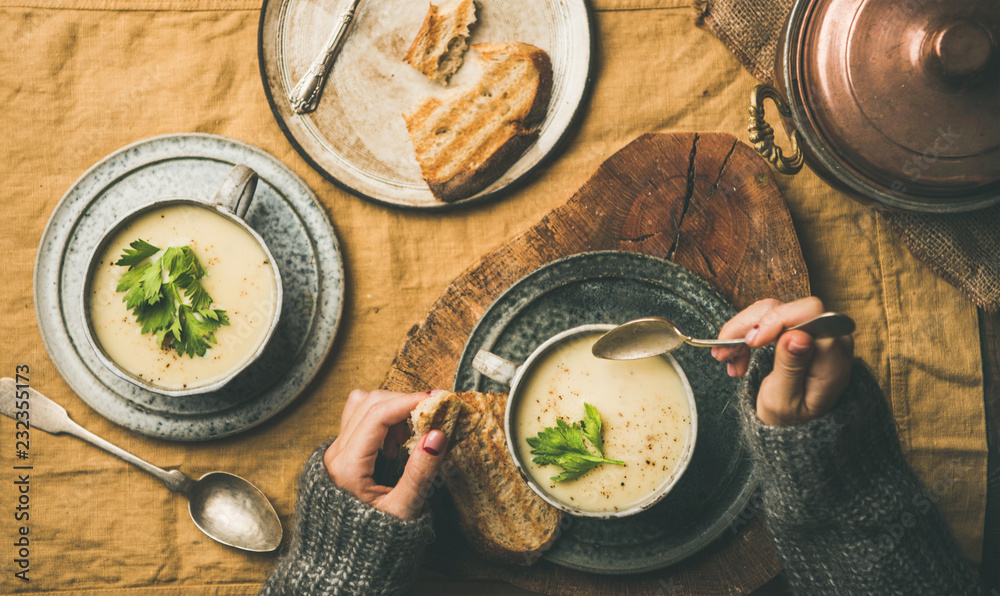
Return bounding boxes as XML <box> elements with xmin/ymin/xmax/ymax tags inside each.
<box><xmin>427</xmin><ymin>389</ymin><xmax>448</xmax><ymax>397</ymax></box>
<box><xmin>422</xmin><ymin>430</ymin><xmax>447</xmax><ymax>456</ymax></box>
<box><xmin>788</xmin><ymin>337</ymin><xmax>812</xmax><ymax>356</ymax></box>
<box><xmin>727</xmin><ymin>362</ymin><xmax>738</xmax><ymax>377</ymax></box>
<box><xmin>745</xmin><ymin>326</ymin><xmax>759</xmax><ymax>344</ymax></box>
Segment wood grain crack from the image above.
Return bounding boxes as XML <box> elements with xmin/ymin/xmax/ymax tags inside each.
<box><xmin>708</xmin><ymin>138</ymin><xmax>739</xmax><ymax>201</ymax></box>
<box><xmin>667</xmin><ymin>133</ymin><xmax>699</xmax><ymax>260</ymax></box>
<box><xmin>694</xmin><ymin>244</ymin><xmax>717</xmax><ymax>277</ymax></box>
<box><xmin>621</xmin><ymin>232</ymin><xmax>659</xmax><ymax>243</ymax></box>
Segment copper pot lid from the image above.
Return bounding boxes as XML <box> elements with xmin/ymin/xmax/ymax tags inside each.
<box><xmin>788</xmin><ymin>0</ymin><xmax>999</xmax><ymax>210</ymax></box>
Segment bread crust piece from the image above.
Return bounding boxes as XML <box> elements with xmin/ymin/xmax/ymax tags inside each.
<box><xmin>404</xmin><ymin>391</ymin><xmax>563</xmax><ymax>565</ymax></box>
<box><xmin>426</xmin><ymin>129</ymin><xmax>539</xmax><ymax>203</ymax></box>
<box><xmin>404</xmin><ymin>391</ymin><xmax>475</xmax><ymax>453</ymax></box>
<box><xmin>446</xmin><ymin>391</ymin><xmax>563</xmax><ymax>565</ymax></box>
<box><xmin>403</xmin><ymin>42</ymin><xmax>554</xmax><ymax>203</ymax></box>
<box><xmin>403</xmin><ymin>0</ymin><xmax>478</xmax><ymax>84</ymax></box>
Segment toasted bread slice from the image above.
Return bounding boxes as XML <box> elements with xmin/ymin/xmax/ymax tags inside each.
<box><xmin>403</xmin><ymin>42</ymin><xmax>553</xmax><ymax>202</ymax></box>
<box><xmin>406</xmin><ymin>390</ymin><xmax>563</xmax><ymax>565</ymax></box>
<box><xmin>403</xmin><ymin>0</ymin><xmax>478</xmax><ymax>84</ymax></box>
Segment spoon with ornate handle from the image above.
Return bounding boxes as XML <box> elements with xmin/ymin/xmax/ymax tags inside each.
<box><xmin>592</xmin><ymin>312</ymin><xmax>856</xmax><ymax>360</ymax></box>
<box><xmin>288</xmin><ymin>0</ymin><xmax>363</xmax><ymax>114</ymax></box>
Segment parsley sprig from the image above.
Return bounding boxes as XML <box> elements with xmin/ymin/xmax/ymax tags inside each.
<box><xmin>526</xmin><ymin>403</ymin><xmax>625</xmax><ymax>482</ymax></box>
<box><xmin>115</xmin><ymin>239</ymin><xmax>230</xmax><ymax>358</ymax></box>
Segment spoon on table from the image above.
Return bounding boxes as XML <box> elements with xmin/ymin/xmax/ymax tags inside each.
<box><xmin>592</xmin><ymin>312</ymin><xmax>856</xmax><ymax>360</ymax></box>
<box><xmin>0</xmin><ymin>379</ymin><xmax>282</xmax><ymax>552</ymax></box>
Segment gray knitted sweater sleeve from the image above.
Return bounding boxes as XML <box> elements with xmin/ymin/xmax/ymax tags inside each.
<box><xmin>739</xmin><ymin>348</ymin><xmax>983</xmax><ymax>595</ymax></box>
<box><xmin>259</xmin><ymin>443</ymin><xmax>433</xmax><ymax>596</ymax></box>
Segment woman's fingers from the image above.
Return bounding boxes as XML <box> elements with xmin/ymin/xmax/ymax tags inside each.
<box><xmin>383</xmin><ymin>420</ymin><xmax>411</xmax><ymax>460</ymax></box>
<box><xmin>723</xmin><ymin>346</ymin><xmax>751</xmax><ymax>378</ymax></box>
<box><xmin>714</xmin><ymin>299</ymin><xmax>781</xmax><ymax>368</ymax></box>
<box><xmin>326</xmin><ymin>390</ymin><xmax>458</xmax><ymax>519</ymax></box>
<box><xmin>342</xmin><ymin>393</ymin><xmax>426</xmax><ymax>463</ymax></box>
<box><xmin>339</xmin><ymin>389</ymin><xmax>416</xmax><ymax>447</ymax></box>
<box><xmin>339</xmin><ymin>388</ymin><xmax>370</xmax><ymax>435</ymax></box>
<box><xmin>714</xmin><ymin>297</ymin><xmax>855</xmax><ymax>426</ymax></box>
<box><xmin>713</xmin><ymin>297</ymin><xmax>827</xmax><ymax>373</ymax></box>
<box><xmin>717</xmin><ymin>299</ymin><xmax>781</xmax><ymax>341</ymax></box>
<box><xmin>746</xmin><ymin>297</ymin><xmax>825</xmax><ymax>349</ymax></box>
<box><xmin>802</xmin><ymin>334</ymin><xmax>854</xmax><ymax>412</ymax></box>
<box><xmin>377</xmin><ymin>430</ymin><xmax>448</xmax><ymax>520</ymax></box>
<box><xmin>757</xmin><ymin>332</ymin><xmax>854</xmax><ymax>425</ymax></box>
<box><xmin>329</xmin><ymin>393</ymin><xmax>426</xmax><ymax>485</ymax></box>
<box><xmin>382</xmin><ymin>390</ymin><xmax>447</xmax><ymax>459</ymax></box>
<box><xmin>757</xmin><ymin>330</ymin><xmax>815</xmax><ymax>425</ymax></box>
<box><xmin>341</xmin><ymin>389</ymin><xmax>437</xmax><ymax>459</ymax></box>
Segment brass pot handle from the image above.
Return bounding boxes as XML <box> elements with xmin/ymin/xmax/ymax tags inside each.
<box><xmin>749</xmin><ymin>84</ymin><xmax>804</xmax><ymax>175</ymax></box>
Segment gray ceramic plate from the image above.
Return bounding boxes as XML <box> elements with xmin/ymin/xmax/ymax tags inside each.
<box><xmin>454</xmin><ymin>251</ymin><xmax>755</xmax><ymax>574</ymax></box>
<box><xmin>34</xmin><ymin>133</ymin><xmax>345</xmax><ymax>441</ymax></box>
<box><xmin>258</xmin><ymin>0</ymin><xmax>592</xmax><ymax>209</ymax></box>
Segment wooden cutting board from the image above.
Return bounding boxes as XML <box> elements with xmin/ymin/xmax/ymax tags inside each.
<box><xmin>381</xmin><ymin>132</ymin><xmax>809</xmax><ymax>595</ymax></box>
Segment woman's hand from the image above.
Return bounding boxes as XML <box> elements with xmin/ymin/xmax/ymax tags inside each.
<box><xmin>712</xmin><ymin>297</ymin><xmax>854</xmax><ymax>426</ymax></box>
<box><xmin>323</xmin><ymin>389</ymin><xmax>448</xmax><ymax>520</ymax></box>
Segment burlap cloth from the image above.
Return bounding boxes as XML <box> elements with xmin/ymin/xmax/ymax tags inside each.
<box><xmin>695</xmin><ymin>0</ymin><xmax>1000</xmax><ymax>313</ymax></box>
<box><xmin>0</xmin><ymin>0</ymin><xmax>988</xmax><ymax>593</ymax></box>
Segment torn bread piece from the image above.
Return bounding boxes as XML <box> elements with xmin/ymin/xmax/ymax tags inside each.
<box><xmin>405</xmin><ymin>390</ymin><xmax>475</xmax><ymax>453</ymax></box>
<box><xmin>403</xmin><ymin>0</ymin><xmax>478</xmax><ymax>84</ymax></box>
<box><xmin>403</xmin><ymin>42</ymin><xmax>553</xmax><ymax>203</ymax></box>
<box><xmin>406</xmin><ymin>390</ymin><xmax>563</xmax><ymax>565</ymax></box>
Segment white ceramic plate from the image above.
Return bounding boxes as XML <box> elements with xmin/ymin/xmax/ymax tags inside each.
<box><xmin>258</xmin><ymin>0</ymin><xmax>592</xmax><ymax>209</ymax></box>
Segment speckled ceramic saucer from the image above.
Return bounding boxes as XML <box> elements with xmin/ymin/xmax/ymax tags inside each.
<box><xmin>455</xmin><ymin>251</ymin><xmax>755</xmax><ymax>574</ymax></box>
<box><xmin>35</xmin><ymin>133</ymin><xmax>345</xmax><ymax>441</ymax></box>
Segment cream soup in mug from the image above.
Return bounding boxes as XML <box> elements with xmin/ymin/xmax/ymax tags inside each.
<box><xmin>513</xmin><ymin>331</ymin><xmax>694</xmax><ymax>513</ymax></box>
<box><xmin>88</xmin><ymin>204</ymin><xmax>278</xmax><ymax>392</ymax></box>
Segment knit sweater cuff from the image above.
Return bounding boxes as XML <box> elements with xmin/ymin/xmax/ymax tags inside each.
<box><xmin>736</xmin><ymin>349</ymin><xmax>982</xmax><ymax>594</ymax></box>
<box><xmin>260</xmin><ymin>444</ymin><xmax>433</xmax><ymax>596</ymax></box>
<box><xmin>737</xmin><ymin>348</ymin><xmax>910</xmax><ymax>528</ymax></box>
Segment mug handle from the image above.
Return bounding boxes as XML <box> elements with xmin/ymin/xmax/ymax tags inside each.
<box><xmin>211</xmin><ymin>164</ymin><xmax>258</xmax><ymax>219</ymax></box>
<box><xmin>472</xmin><ymin>350</ymin><xmax>518</xmax><ymax>386</ymax></box>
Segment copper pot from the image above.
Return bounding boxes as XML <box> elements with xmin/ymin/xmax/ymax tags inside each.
<box><xmin>749</xmin><ymin>0</ymin><xmax>999</xmax><ymax>213</ymax></box>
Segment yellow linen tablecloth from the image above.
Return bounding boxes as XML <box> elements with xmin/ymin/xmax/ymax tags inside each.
<box><xmin>0</xmin><ymin>0</ymin><xmax>987</xmax><ymax>594</ymax></box>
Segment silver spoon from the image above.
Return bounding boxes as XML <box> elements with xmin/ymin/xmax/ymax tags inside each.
<box><xmin>0</xmin><ymin>379</ymin><xmax>282</xmax><ymax>552</ymax></box>
<box><xmin>592</xmin><ymin>312</ymin><xmax>856</xmax><ymax>360</ymax></box>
